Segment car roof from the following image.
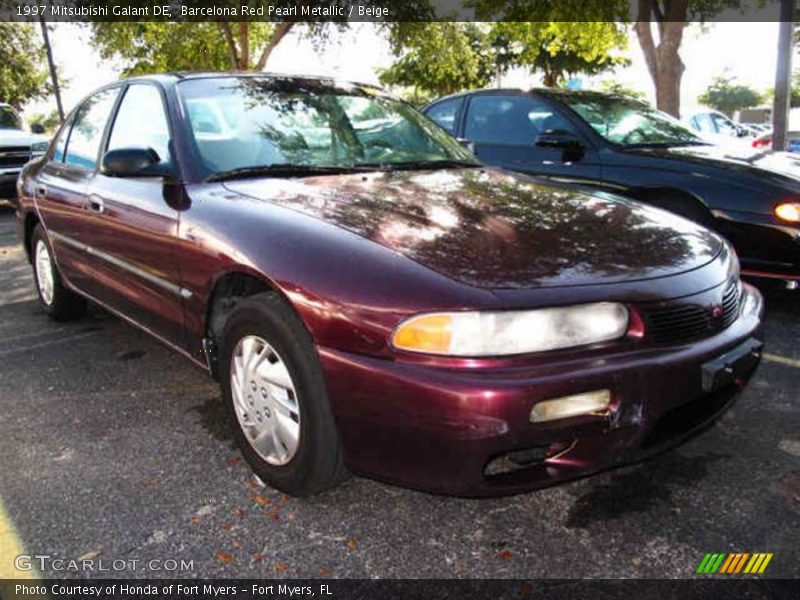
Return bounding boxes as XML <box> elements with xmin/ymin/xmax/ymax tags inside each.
<box><xmin>119</xmin><ymin>71</ymin><xmax>384</xmax><ymax>93</ymax></box>
<box><xmin>425</xmin><ymin>87</ymin><xmax>635</xmax><ymax>108</ymax></box>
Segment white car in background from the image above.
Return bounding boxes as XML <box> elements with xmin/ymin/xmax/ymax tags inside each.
<box><xmin>0</xmin><ymin>103</ymin><xmax>48</xmax><ymax>204</ymax></box>
<box><xmin>682</xmin><ymin>109</ymin><xmax>756</xmax><ymax>149</ymax></box>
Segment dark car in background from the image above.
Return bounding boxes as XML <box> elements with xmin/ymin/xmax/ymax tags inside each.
<box><xmin>16</xmin><ymin>74</ymin><xmax>763</xmax><ymax>497</ymax></box>
<box><xmin>424</xmin><ymin>89</ymin><xmax>800</xmax><ymax>287</ymax></box>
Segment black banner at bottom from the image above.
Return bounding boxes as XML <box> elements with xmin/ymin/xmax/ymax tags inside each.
<box><xmin>0</xmin><ymin>579</ymin><xmax>797</xmax><ymax>600</ymax></box>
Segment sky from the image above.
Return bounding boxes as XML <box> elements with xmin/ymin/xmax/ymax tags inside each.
<box><xmin>23</xmin><ymin>21</ymin><xmax>782</xmax><ymax>120</ymax></box>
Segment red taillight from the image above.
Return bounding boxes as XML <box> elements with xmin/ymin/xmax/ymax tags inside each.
<box><xmin>752</xmin><ymin>137</ymin><xmax>771</xmax><ymax>149</ymax></box>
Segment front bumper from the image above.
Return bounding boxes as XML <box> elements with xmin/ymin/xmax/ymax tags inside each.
<box><xmin>320</xmin><ymin>284</ymin><xmax>764</xmax><ymax>496</ymax></box>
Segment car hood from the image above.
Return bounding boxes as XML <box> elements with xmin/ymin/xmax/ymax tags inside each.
<box><xmin>225</xmin><ymin>168</ymin><xmax>723</xmax><ymax>289</ymax></box>
<box><xmin>628</xmin><ymin>143</ymin><xmax>800</xmax><ymax>188</ymax></box>
<box><xmin>0</xmin><ymin>128</ymin><xmax>46</xmax><ymax>147</ymax></box>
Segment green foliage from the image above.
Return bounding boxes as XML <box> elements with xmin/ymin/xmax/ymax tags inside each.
<box><xmin>0</xmin><ymin>22</ymin><xmax>51</xmax><ymax>108</ymax></box>
<box><xmin>490</xmin><ymin>22</ymin><xmax>629</xmax><ymax>87</ymax></box>
<box><xmin>90</xmin><ymin>22</ymin><xmax>249</xmax><ymax>75</ymax></box>
<box><xmin>597</xmin><ymin>80</ymin><xmax>647</xmax><ymax>101</ymax></box>
<box><xmin>698</xmin><ymin>75</ymin><xmax>763</xmax><ymax>116</ymax></box>
<box><xmin>378</xmin><ymin>23</ymin><xmax>495</xmax><ymax>98</ymax></box>
<box><xmin>379</xmin><ymin>20</ymin><xmax>628</xmax><ymax>99</ymax></box>
<box><xmin>28</xmin><ymin>110</ymin><xmax>62</xmax><ymax>134</ymax></box>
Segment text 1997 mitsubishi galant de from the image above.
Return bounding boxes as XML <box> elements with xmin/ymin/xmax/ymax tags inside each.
<box><xmin>16</xmin><ymin>73</ymin><xmax>764</xmax><ymax>497</ymax></box>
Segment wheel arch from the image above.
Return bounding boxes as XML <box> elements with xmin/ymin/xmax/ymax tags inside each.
<box><xmin>23</xmin><ymin>210</ymin><xmax>41</xmax><ymax>262</ymax></box>
<box><xmin>202</xmin><ymin>269</ymin><xmax>310</xmax><ymax>380</ymax></box>
<box><xmin>620</xmin><ymin>185</ymin><xmax>717</xmax><ymax>228</ymax></box>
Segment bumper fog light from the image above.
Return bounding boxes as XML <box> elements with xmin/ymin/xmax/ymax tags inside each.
<box><xmin>530</xmin><ymin>389</ymin><xmax>611</xmax><ymax>423</ymax></box>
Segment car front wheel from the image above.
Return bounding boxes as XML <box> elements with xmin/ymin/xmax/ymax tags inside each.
<box><xmin>219</xmin><ymin>292</ymin><xmax>348</xmax><ymax>496</ymax></box>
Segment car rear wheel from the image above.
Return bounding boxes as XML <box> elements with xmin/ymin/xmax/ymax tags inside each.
<box><xmin>31</xmin><ymin>225</ymin><xmax>86</xmax><ymax>321</ymax></box>
<box><xmin>219</xmin><ymin>292</ymin><xmax>348</xmax><ymax>496</ymax></box>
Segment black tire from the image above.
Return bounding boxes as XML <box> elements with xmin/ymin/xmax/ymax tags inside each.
<box><xmin>31</xmin><ymin>224</ymin><xmax>86</xmax><ymax>321</ymax></box>
<box><xmin>219</xmin><ymin>292</ymin><xmax>349</xmax><ymax>496</ymax></box>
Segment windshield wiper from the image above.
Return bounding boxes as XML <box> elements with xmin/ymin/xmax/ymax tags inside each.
<box><xmin>623</xmin><ymin>140</ymin><xmax>710</xmax><ymax>149</ymax></box>
<box><xmin>206</xmin><ymin>163</ymin><xmax>379</xmax><ymax>182</ymax></box>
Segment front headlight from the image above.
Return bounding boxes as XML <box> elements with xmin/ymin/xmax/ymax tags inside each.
<box><xmin>391</xmin><ymin>303</ymin><xmax>629</xmax><ymax>357</ymax></box>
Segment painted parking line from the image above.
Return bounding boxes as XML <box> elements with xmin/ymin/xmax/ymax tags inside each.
<box><xmin>0</xmin><ymin>496</ymin><xmax>39</xmax><ymax>580</ymax></box>
<box><xmin>0</xmin><ymin>330</ymin><xmax>100</xmax><ymax>358</ymax></box>
<box><xmin>763</xmin><ymin>353</ymin><xmax>800</xmax><ymax>368</ymax></box>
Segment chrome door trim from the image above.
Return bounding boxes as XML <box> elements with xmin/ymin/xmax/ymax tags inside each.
<box><xmin>48</xmin><ymin>230</ymin><xmax>193</xmax><ymax>299</ymax></box>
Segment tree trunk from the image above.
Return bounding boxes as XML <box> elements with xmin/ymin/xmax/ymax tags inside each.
<box><xmin>38</xmin><ymin>17</ymin><xmax>64</xmax><ymax>123</ymax></box>
<box><xmin>634</xmin><ymin>0</ymin><xmax>689</xmax><ymax>117</ymax></box>
<box><xmin>542</xmin><ymin>69</ymin><xmax>559</xmax><ymax>88</ymax></box>
<box><xmin>220</xmin><ymin>21</ymin><xmax>296</xmax><ymax>71</ymax></box>
<box><xmin>219</xmin><ymin>22</ymin><xmax>241</xmax><ymax>69</ymax></box>
<box><xmin>255</xmin><ymin>22</ymin><xmax>295</xmax><ymax>71</ymax></box>
<box><xmin>239</xmin><ymin>22</ymin><xmax>250</xmax><ymax>70</ymax></box>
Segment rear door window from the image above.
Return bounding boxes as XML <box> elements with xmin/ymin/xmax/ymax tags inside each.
<box><xmin>64</xmin><ymin>88</ymin><xmax>119</xmax><ymax>170</ymax></box>
<box><xmin>426</xmin><ymin>98</ymin><xmax>463</xmax><ymax>134</ymax></box>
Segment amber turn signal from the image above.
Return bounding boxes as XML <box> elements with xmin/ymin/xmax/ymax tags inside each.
<box><xmin>392</xmin><ymin>314</ymin><xmax>454</xmax><ymax>354</ymax></box>
<box><xmin>775</xmin><ymin>202</ymin><xmax>800</xmax><ymax>223</ymax></box>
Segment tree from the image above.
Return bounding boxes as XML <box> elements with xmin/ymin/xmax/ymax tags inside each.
<box><xmin>490</xmin><ymin>22</ymin><xmax>628</xmax><ymax>87</ymax></box>
<box><xmin>378</xmin><ymin>23</ymin><xmax>495</xmax><ymax>100</ymax></box>
<box><xmin>89</xmin><ymin>21</ymin><xmax>313</xmax><ymax>75</ymax></box>
<box><xmin>0</xmin><ymin>22</ymin><xmax>51</xmax><ymax>108</ymax></box>
<box><xmin>28</xmin><ymin>110</ymin><xmax>62</xmax><ymax>134</ymax></box>
<box><xmin>698</xmin><ymin>74</ymin><xmax>763</xmax><ymax>116</ymax></box>
<box><xmin>597</xmin><ymin>79</ymin><xmax>647</xmax><ymax>100</ymax></box>
<box><xmin>472</xmin><ymin>0</ymin><xmax>754</xmax><ymax>117</ymax></box>
<box><xmin>90</xmin><ymin>1</ymin><xmax>433</xmax><ymax>76</ymax></box>
<box><xmin>633</xmin><ymin>0</ymin><xmax>756</xmax><ymax>117</ymax></box>
<box><xmin>379</xmin><ymin>20</ymin><xmax>627</xmax><ymax>100</ymax></box>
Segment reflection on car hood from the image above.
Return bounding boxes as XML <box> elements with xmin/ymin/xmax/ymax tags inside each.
<box><xmin>225</xmin><ymin>168</ymin><xmax>723</xmax><ymax>289</ymax></box>
<box><xmin>630</xmin><ymin>143</ymin><xmax>800</xmax><ymax>185</ymax></box>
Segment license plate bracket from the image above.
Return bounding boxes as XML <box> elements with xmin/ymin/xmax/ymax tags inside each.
<box><xmin>701</xmin><ymin>338</ymin><xmax>763</xmax><ymax>392</ymax></box>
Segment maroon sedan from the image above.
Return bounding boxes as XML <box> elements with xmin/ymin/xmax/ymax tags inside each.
<box><xmin>16</xmin><ymin>74</ymin><xmax>764</xmax><ymax>497</ymax></box>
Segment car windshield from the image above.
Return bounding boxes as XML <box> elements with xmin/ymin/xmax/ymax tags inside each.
<box><xmin>559</xmin><ymin>93</ymin><xmax>704</xmax><ymax>147</ymax></box>
<box><xmin>0</xmin><ymin>105</ymin><xmax>21</xmax><ymax>130</ymax></box>
<box><xmin>177</xmin><ymin>77</ymin><xmax>477</xmax><ymax>178</ymax></box>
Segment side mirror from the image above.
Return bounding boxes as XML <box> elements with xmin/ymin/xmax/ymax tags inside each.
<box><xmin>30</xmin><ymin>123</ymin><xmax>46</xmax><ymax>134</ymax></box>
<box><xmin>535</xmin><ymin>131</ymin><xmax>584</xmax><ymax>150</ymax></box>
<box><xmin>101</xmin><ymin>147</ymin><xmax>164</xmax><ymax>177</ymax></box>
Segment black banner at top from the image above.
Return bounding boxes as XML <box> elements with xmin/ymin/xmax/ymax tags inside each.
<box><xmin>0</xmin><ymin>0</ymin><xmax>790</xmax><ymax>22</ymax></box>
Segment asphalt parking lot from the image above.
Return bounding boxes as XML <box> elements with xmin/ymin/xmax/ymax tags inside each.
<box><xmin>0</xmin><ymin>201</ymin><xmax>798</xmax><ymax>580</ymax></box>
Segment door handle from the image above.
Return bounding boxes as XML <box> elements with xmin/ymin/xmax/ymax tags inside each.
<box><xmin>34</xmin><ymin>185</ymin><xmax>47</xmax><ymax>199</ymax></box>
<box><xmin>88</xmin><ymin>195</ymin><xmax>105</xmax><ymax>214</ymax></box>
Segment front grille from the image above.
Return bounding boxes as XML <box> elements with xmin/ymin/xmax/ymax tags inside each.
<box><xmin>0</xmin><ymin>146</ymin><xmax>30</xmax><ymax>168</ymax></box>
<box><xmin>642</xmin><ymin>282</ymin><xmax>741</xmax><ymax>345</ymax></box>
